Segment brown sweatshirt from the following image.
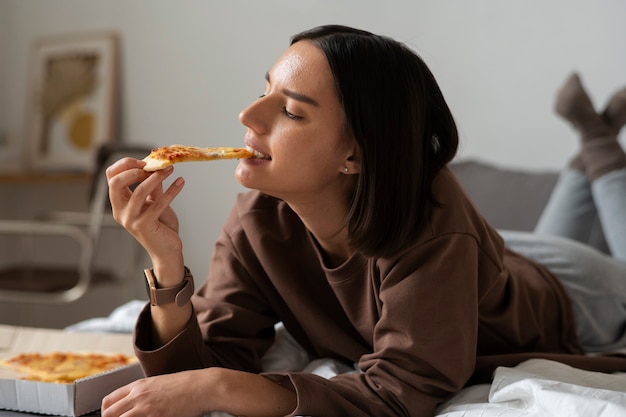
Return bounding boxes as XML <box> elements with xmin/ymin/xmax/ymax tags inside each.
<box><xmin>134</xmin><ymin>167</ymin><xmax>626</xmax><ymax>417</ymax></box>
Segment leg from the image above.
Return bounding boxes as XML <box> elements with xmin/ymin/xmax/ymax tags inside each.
<box><xmin>586</xmin><ymin>85</ymin><xmax>626</xmax><ymax>260</ymax></box>
<box><xmin>537</xmin><ymin>73</ymin><xmax>603</xmax><ymax>245</ymax></box>
<box><xmin>501</xmin><ymin>230</ymin><xmax>626</xmax><ymax>352</ymax></box>
<box><xmin>591</xmin><ymin>169</ymin><xmax>626</xmax><ymax>263</ymax></box>
<box><xmin>534</xmin><ymin>169</ymin><xmax>598</xmax><ymax>245</ymax></box>
<box><xmin>552</xmin><ymin>74</ymin><xmax>626</xmax><ymax>259</ymax></box>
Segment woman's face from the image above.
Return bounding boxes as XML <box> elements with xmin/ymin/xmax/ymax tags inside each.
<box><xmin>236</xmin><ymin>41</ymin><xmax>358</xmax><ymax>202</ymax></box>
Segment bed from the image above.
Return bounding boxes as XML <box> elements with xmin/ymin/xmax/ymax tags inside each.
<box><xmin>65</xmin><ymin>159</ymin><xmax>626</xmax><ymax>417</ymax></box>
<box><xmin>68</xmin><ymin>301</ymin><xmax>626</xmax><ymax>417</ymax></box>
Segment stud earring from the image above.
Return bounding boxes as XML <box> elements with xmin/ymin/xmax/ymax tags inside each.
<box><xmin>343</xmin><ymin>167</ymin><xmax>349</xmax><ymax>173</ymax></box>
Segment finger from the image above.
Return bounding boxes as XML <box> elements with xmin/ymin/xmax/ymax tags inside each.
<box><xmin>124</xmin><ymin>167</ymin><xmax>181</xmax><ymax>223</ymax></box>
<box><xmin>101</xmin><ymin>384</ymin><xmax>133</xmax><ymax>417</ymax></box>
<box><xmin>105</xmin><ymin>157</ymin><xmax>145</xmax><ymax>180</ymax></box>
<box><xmin>125</xmin><ymin>165</ymin><xmax>174</xmax><ymax>209</ymax></box>
<box><xmin>106</xmin><ymin>158</ymin><xmax>152</xmax><ymax>200</ymax></box>
<box><xmin>107</xmin><ymin>167</ymin><xmax>152</xmax><ymax>214</ymax></box>
<box><xmin>136</xmin><ymin>176</ymin><xmax>185</xmax><ymax>224</ymax></box>
<box><xmin>146</xmin><ymin>172</ymin><xmax>167</xmax><ymax>200</ymax></box>
<box><xmin>149</xmin><ymin>173</ymin><xmax>185</xmax><ymax>203</ymax></box>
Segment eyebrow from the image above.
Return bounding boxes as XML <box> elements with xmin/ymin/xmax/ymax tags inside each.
<box><xmin>265</xmin><ymin>71</ymin><xmax>320</xmax><ymax>107</ymax></box>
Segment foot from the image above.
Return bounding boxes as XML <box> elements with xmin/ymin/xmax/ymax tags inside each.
<box><xmin>554</xmin><ymin>73</ymin><xmax>605</xmax><ymax>136</ymax></box>
<box><xmin>602</xmin><ymin>86</ymin><xmax>626</xmax><ymax>132</ymax></box>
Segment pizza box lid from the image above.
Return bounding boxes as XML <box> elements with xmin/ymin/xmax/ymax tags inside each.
<box><xmin>0</xmin><ymin>324</ymin><xmax>145</xmax><ymax>416</ymax></box>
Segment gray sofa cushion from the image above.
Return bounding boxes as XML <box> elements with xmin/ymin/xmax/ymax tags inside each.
<box><xmin>450</xmin><ymin>160</ymin><xmax>558</xmax><ymax>232</ymax></box>
<box><xmin>450</xmin><ymin>159</ymin><xmax>609</xmax><ymax>254</ymax></box>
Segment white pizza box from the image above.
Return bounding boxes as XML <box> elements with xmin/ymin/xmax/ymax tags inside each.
<box><xmin>0</xmin><ymin>324</ymin><xmax>145</xmax><ymax>416</ymax></box>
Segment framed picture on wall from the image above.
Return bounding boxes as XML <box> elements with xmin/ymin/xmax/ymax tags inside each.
<box><xmin>26</xmin><ymin>31</ymin><xmax>118</xmax><ymax>172</ymax></box>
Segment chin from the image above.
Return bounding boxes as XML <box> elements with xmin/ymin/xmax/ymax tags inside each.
<box><xmin>235</xmin><ymin>164</ymin><xmax>260</xmax><ymax>190</ymax></box>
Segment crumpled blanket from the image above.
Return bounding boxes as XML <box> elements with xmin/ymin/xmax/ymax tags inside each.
<box><xmin>65</xmin><ymin>299</ymin><xmax>146</xmax><ymax>333</ymax></box>
<box><xmin>436</xmin><ymin>359</ymin><xmax>626</xmax><ymax>416</ymax></box>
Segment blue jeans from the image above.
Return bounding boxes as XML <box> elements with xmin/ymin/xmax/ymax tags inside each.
<box><xmin>536</xmin><ymin>169</ymin><xmax>626</xmax><ymax>263</ymax></box>
<box><xmin>500</xmin><ymin>168</ymin><xmax>626</xmax><ymax>352</ymax></box>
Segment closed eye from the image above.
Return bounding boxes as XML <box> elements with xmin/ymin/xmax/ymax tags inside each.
<box><xmin>257</xmin><ymin>93</ymin><xmax>303</xmax><ymax>120</ymax></box>
<box><xmin>282</xmin><ymin>107</ymin><xmax>303</xmax><ymax>121</ymax></box>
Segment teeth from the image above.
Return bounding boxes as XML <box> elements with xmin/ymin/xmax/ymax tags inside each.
<box><xmin>246</xmin><ymin>146</ymin><xmax>271</xmax><ymax>160</ymax></box>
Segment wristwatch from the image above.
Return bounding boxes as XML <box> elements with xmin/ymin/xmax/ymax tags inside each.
<box><xmin>144</xmin><ymin>267</ymin><xmax>194</xmax><ymax>307</ymax></box>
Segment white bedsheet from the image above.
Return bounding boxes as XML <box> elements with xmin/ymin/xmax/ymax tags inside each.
<box><xmin>436</xmin><ymin>359</ymin><xmax>626</xmax><ymax>416</ymax></box>
<box><xmin>68</xmin><ymin>301</ymin><xmax>626</xmax><ymax>417</ymax></box>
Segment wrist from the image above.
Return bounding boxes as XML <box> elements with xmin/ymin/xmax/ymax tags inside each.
<box><xmin>204</xmin><ymin>368</ymin><xmax>239</xmax><ymax>414</ymax></box>
<box><xmin>202</xmin><ymin>368</ymin><xmax>226</xmax><ymax>413</ymax></box>
<box><xmin>202</xmin><ymin>368</ymin><xmax>297</xmax><ymax>417</ymax></box>
<box><xmin>150</xmin><ymin>263</ymin><xmax>185</xmax><ymax>287</ymax></box>
<box><xmin>144</xmin><ymin>267</ymin><xmax>194</xmax><ymax>307</ymax></box>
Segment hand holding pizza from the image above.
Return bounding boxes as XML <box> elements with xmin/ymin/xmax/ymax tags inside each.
<box><xmin>106</xmin><ymin>144</ymin><xmax>255</xmax><ymax>282</ymax></box>
<box><xmin>105</xmin><ymin>157</ymin><xmax>185</xmax><ymax>281</ymax></box>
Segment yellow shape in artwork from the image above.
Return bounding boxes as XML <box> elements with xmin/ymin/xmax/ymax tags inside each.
<box><xmin>69</xmin><ymin>110</ymin><xmax>94</xmax><ymax>149</ymax></box>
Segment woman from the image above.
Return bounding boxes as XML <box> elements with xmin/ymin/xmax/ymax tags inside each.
<box><xmin>102</xmin><ymin>25</ymin><xmax>626</xmax><ymax>417</ymax></box>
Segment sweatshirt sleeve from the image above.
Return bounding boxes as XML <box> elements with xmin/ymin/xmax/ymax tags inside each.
<box><xmin>133</xmin><ymin>201</ymin><xmax>281</xmax><ymax>376</ymax></box>
<box><xmin>133</xmin><ymin>303</ymin><xmax>216</xmax><ymax>376</ymax></box>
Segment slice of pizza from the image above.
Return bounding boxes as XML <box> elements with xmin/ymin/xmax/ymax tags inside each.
<box><xmin>0</xmin><ymin>351</ymin><xmax>137</xmax><ymax>383</ymax></box>
<box><xmin>142</xmin><ymin>145</ymin><xmax>259</xmax><ymax>171</ymax></box>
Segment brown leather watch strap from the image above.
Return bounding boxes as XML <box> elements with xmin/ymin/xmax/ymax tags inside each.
<box><xmin>144</xmin><ymin>267</ymin><xmax>195</xmax><ymax>307</ymax></box>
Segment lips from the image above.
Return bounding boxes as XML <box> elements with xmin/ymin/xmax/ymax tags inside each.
<box><xmin>246</xmin><ymin>145</ymin><xmax>271</xmax><ymax>160</ymax></box>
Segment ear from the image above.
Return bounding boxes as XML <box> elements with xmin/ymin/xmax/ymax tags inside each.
<box><xmin>342</xmin><ymin>143</ymin><xmax>361</xmax><ymax>175</ymax></box>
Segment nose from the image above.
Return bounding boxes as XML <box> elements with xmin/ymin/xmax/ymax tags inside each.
<box><xmin>239</xmin><ymin>97</ymin><xmax>267</xmax><ymax>135</ymax></box>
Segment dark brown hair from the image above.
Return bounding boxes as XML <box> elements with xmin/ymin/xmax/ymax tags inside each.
<box><xmin>292</xmin><ymin>25</ymin><xmax>459</xmax><ymax>257</ymax></box>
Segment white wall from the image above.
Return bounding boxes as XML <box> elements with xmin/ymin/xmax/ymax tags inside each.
<box><xmin>1</xmin><ymin>0</ymin><xmax>625</xmax><ymax>281</ymax></box>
